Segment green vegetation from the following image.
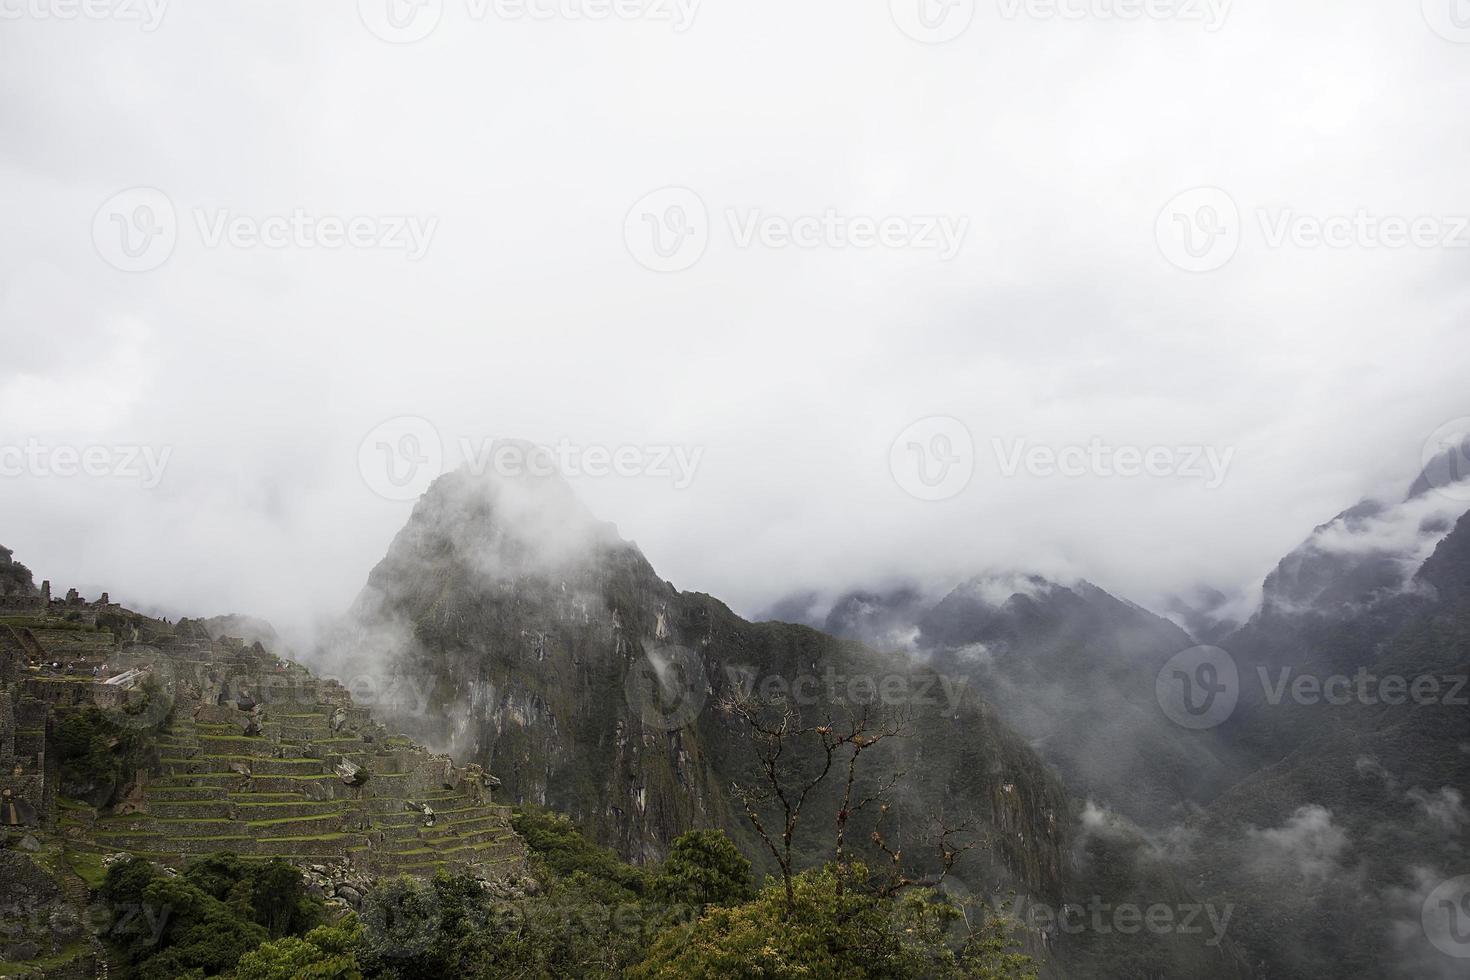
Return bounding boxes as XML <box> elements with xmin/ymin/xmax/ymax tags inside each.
<box><xmin>98</xmin><ymin>854</ymin><xmax>325</xmax><ymax>979</ymax></box>
<box><xmin>631</xmin><ymin>864</ymin><xmax>1034</xmax><ymax>980</ymax></box>
<box><xmin>55</xmin><ymin>705</ymin><xmax>161</xmax><ymax>804</ymax></box>
<box><xmin>235</xmin><ymin>923</ymin><xmax>364</xmax><ymax>979</ymax></box>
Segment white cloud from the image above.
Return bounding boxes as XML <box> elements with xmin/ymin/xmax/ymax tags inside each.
<box><xmin>1</xmin><ymin>3</ymin><xmax>1468</xmax><ymax>633</ymax></box>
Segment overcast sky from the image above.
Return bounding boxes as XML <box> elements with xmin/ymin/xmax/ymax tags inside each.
<box><xmin>2</xmin><ymin>0</ymin><xmax>1468</xmax><ymax>641</ymax></box>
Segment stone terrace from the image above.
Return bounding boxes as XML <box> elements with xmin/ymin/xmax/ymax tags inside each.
<box><xmin>34</xmin><ymin>615</ymin><xmax>526</xmax><ymax>881</ymax></box>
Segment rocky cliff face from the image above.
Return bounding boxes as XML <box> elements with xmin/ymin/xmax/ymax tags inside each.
<box><xmin>0</xmin><ymin>545</ymin><xmax>39</xmax><ymax>598</ymax></box>
<box><xmin>770</xmin><ymin>574</ymin><xmax>1239</xmax><ymax>824</ymax></box>
<box><xmin>332</xmin><ymin>465</ymin><xmax>1075</xmax><ymax>905</ymax></box>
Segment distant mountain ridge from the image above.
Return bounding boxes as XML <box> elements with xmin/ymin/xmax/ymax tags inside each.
<box><xmin>766</xmin><ymin>573</ymin><xmax>1238</xmax><ymax>825</ymax></box>
<box><xmin>328</xmin><ymin>460</ymin><xmax>1254</xmax><ymax>978</ymax></box>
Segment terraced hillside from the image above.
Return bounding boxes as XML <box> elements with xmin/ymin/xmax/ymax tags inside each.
<box><xmin>4</xmin><ymin>601</ymin><xmax>527</xmax><ymax>883</ymax></box>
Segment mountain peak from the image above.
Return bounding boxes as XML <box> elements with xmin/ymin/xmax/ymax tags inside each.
<box><xmin>0</xmin><ymin>544</ymin><xmax>39</xmax><ymax>599</ymax></box>
<box><xmin>1408</xmin><ymin>428</ymin><xmax>1470</xmax><ymax>501</ymax></box>
<box><xmin>374</xmin><ymin>456</ymin><xmax>634</xmax><ymax>588</ymax></box>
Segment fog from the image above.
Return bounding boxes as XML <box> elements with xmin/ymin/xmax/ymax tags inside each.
<box><xmin>3</xmin><ymin>1</ymin><xmax>1469</xmax><ymax>641</ymax></box>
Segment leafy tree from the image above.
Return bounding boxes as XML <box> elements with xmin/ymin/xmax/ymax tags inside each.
<box><xmin>97</xmin><ymin>854</ymin><xmax>327</xmax><ymax>978</ymax></box>
<box><xmin>654</xmin><ymin>830</ymin><xmax>754</xmax><ymax>909</ymax></box>
<box><xmin>629</xmin><ymin>864</ymin><xmax>1036</xmax><ymax>980</ymax></box>
<box><xmin>56</xmin><ymin>707</ymin><xmax>155</xmax><ymax>803</ymax></box>
<box><xmin>234</xmin><ymin>923</ymin><xmax>364</xmax><ymax>980</ymax></box>
<box><xmin>358</xmin><ymin>874</ymin><xmax>444</xmax><ymax>975</ymax></box>
<box><xmin>511</xmin><ymin>806</ymin><xmax>650</xmax><ymax>894</ymax></box>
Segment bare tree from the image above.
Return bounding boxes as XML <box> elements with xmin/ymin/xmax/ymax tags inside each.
<box><xmin>722</xmin><ymin>693</ymin><xmax>909</xmax><ymax>913</ymax></box>
<box><xmin>870</xmin><ymin>808</ymin><xmax>979</xmax><ymax>898</ymax></box>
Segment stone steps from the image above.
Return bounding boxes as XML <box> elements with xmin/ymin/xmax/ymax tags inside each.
<box><xmin>147</xmin><ymin>800</ymin><xmax>237</xmax><ymax>820</ymax></box>
<box><xmin>433</xmin><ymin>813</ymin><xmax>505</xmax><ymax>835</ymax></box>
<box><xmin>231</xmin><ymin>800</ymin><xmax>353</xmax><ymax>820</ymax></box>
<box><xmin>424</xmin><ymin>827</ymin><xmax>515</xmax><ymax>848</ymax></box>
<box><xmin>145</xmin><ymin>786</ymin><xmax>228</xmax><ymax>802</ymax></box>
<box><xmin>91</xmin><ymin>830</ymin><xmax>370</xmax><ymax>857</ymax></box>
<box><xmin>161</xmin><ymin>757</ymin><xmax>331</xmax><ymax>776</ymax></box>
<box><xmin>45</xmin><ymin>635</ymin><xmax>529</xmax><ymax>884</ymax></box>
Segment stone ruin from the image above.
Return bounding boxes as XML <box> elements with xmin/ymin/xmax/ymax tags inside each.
<box><xmin>0</xmin><ymin>586</ymin><xmax>527</xmax><ymax>881</ymax></box>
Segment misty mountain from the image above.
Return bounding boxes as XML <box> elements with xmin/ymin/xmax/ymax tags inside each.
<box><xmin>768</xmin><ymin>574</ymin><xmax>1239</xmax><ymax>824</ymax></box>
<box><xmin>330</xmin><ymin>463</ymin><xmax>1071</xmax><ymax>892</ymax></box>
<box><xmin>0</xmin><ymin>544</ymin><xmax>39</xmax><ymax>598</ymax></box>
<box><xmin>1183</xmin><ymin>503</ymin><xmax>1470</xmax><ymax>979</ymax></box>
<box><xmin>324</xmin><ymin>459</ymin><xmax>1253</xmax><ymax>978</ymax></box>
